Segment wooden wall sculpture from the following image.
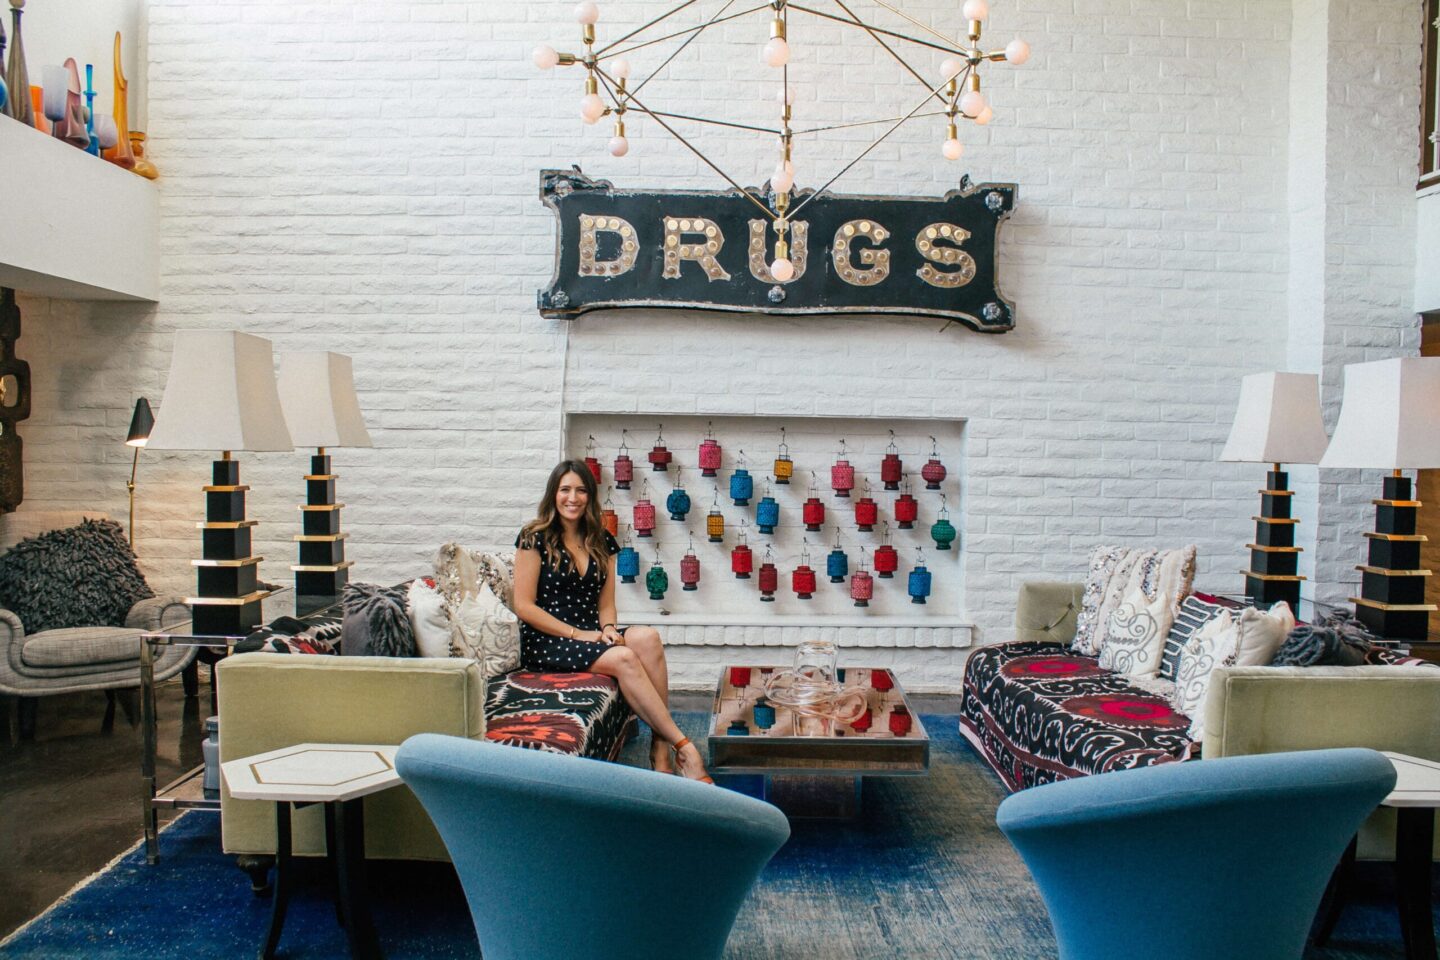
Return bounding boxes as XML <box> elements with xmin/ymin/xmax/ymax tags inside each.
<box><xmin>0</xmin><ymin>288</ymin><xmax>31</xmax><ymax>512</ymax></box>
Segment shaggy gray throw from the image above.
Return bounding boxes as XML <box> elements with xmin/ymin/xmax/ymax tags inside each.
<box><xmin>0</xmin><ymin>519</ymin><xmax>155</xmax><ymax>634</ymax></box>
<box><xmin>341</xmin><ymin>582</ymin><xmax>415</xmax><ymax>657</ymax></box>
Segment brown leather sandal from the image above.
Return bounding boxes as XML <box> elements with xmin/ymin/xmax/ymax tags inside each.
<box><xmin>672</xmin><ymin>736</ymin><xmax>715</xmax><ymax>784</ymax></box>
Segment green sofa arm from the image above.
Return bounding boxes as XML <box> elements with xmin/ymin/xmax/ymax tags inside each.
<box><xmin>1203</xmin><ymin>664</ymin><xmax>1440</xmax><ymax>859</ymax></box>
<box><xmin>1014</xmin><ymin>581</ymin><xmax>1083</xmax><ymax>645</ymax></box>
<box><xmin>217</xmin><ymin>654</ymin><xmax>487</xmax><ymax>861</ymax></box>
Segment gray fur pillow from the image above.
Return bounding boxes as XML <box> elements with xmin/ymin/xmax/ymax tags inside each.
<box><xmin>0</xmin><ymin>519</ymin><xmax>154</xmax><ymax>634</ymax></box>
<box><xmin>341</xmin><ymin>582</ymin><xmax>415</xmax><ymax>657</ymax></box>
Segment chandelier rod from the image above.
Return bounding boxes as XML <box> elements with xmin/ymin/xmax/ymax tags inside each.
<box><xmin>596</xmin><ymin>66</ymin><xmax>780</xmax><ymax>223</ymax></box>
<box><xmin>786</xmin><ymin>4</ymin><xmax>964</xmax><ymax>55</ymax></box>
<box><xmin>647</xmin><ymin>109</ymin><xmax>783</xmax><ymax>135</ymax></box>
<box><xmin>861</xmin><ymin>0</ymin><xmax>968</xmax><ymax>52</ymax></box>
<box><xmin>629</xmin><ymin>0</ymin><xmax>740</xmax><ymax>100</ymax></box>
<box><xmin>787</xmin><ymin>66</ymin><xmax>962</xmax><ymax>221</ymax></box>
<box><xmin>791</xmin><ymin>108</ymin><xmax>950</xmax><ymax>136</ymax></box>
<box><xmin>599</xmin><ymin>4</ymin><xmax>771</xmax><ymax>61</ymax></box>
<box><xmin>592</xmin><ymin>0</ymin><xmax>702</xmax><ymax>57</ymax></box>
<box><xmin>830</xmin><ymin>0</ymin><xmax>948</xmax><ymax>108</ymax></box>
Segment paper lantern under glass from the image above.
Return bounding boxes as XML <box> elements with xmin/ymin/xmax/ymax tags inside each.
<box><xmin>888</xmin><ymin>704</ymin><xmax>913</xmax><ymax>736</ymax></box>
<box><xmin>881</xmin><ymin>431</ymin><xmax>903</xmax><ymax>490</ymax></box>
<box><xmin>698</xmin><ymin>422</ymin><xmax>722</xmax><ymax>477</ymax></box>
<box><xmin>773</xmin><ymin>428</ymin><xmax>793</xmax><ymax>484</ymax></box>
<box><xmin>648</xmin><ymin>425</ymin><xmax>672</xmax><ymax>472</ymax></box>
<box><xmin>831</xmin><ymin>440</ymin><xmax>855</xmax><ymax>498</ymax></box>
<box><xmin>851</xmin><ymin>708</ymin><xmax>873</xmax><ymax>733</ymax></box>
<box><xmin>614</xmin><ymin>432</ymin><xmax>634</xmax><ymax>489</ymax></box>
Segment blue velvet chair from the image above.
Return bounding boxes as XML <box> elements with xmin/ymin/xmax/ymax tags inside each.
<box><xmin>395</xmin><ymin>733</ymin><xmax>790</xmax><ymax>960</ymax></box>
<box><xmin>996</xmin><ymin>748</ymin><xmax>1396</xmax><ymax>960</ymax></box>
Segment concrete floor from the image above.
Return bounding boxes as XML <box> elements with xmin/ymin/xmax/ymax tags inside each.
<box><xmin>0</xmin><ymin>675</ymin><xmax>961</xmax><ymax>942</ymax></box>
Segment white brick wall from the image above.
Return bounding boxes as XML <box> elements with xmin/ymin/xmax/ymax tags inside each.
<box><xmin>6</xmin><ymin>0</ymin><xmax>1425</xmax><ymax>690</ymax></box>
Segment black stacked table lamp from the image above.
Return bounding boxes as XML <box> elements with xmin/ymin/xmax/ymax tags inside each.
<box><xmin>1220</xmin><ymin>372</ymin><xmax>1330</xmax><ymax>613</ymax></box>
<box><xmin>1319</xmin><ymin>358</ymin><xmax>1440</xmax><ymax>642</ymax></box>
<box><xmin>144</xmin><ymin>331</ymin><xmax>295</xmax><ymax>637</ymax></box>
<box><xmin>277</xmin><ymin>352</ymin><xmax>371</xmax><ymax>601</ymax></box>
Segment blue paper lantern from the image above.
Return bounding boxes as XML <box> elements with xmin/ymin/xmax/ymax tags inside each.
<box><xmin>730</xmin><ymin>468</ymin><xmax>753</xmax><ymax>506</ymax></box>
<box><xmin>756</xmin><ymin>496</ymin><xmax>779</xmax><ymax>534</ymax></box>
<box><xmin>616</xmin><ymin>545</ymin><xmax>640</xmax><ymax>583</ymax></box>
<box><xmin>908</xmin><ymin>564</ymin><xmax>932</xmax><ymax>604</ymax></box>
<box><xmin>666</xmin><ymin>486</ymin><xmax>691</xmax><ymax>521</ymax></box>
<box><xmin>752</xmin><ymin>698</ymin><xmax>776</xmax><ymax>731</ymax></box>
<box><xmin>826</xmin><ymin>547</ymin><xmax>849</xmax><ymax>583</ymax></box>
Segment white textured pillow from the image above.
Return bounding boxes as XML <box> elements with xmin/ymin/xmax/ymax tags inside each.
<box><xmin>1232</xmin><ymin>601</ymin><xmax>1295</xmax><ymax>667</ymax></box>
<box><xmin>408</xmin><ymin>579</ymin><xmax>452</xmax><ymax>658</ymax></box>
<box><xmin>1072</xmin><ymin>544</ymin><xmax>1198</xmax><ymax>656</ymax></box>
<box><xmin>1172</xmin><ymin>611</ymin><xmax>1239</xmax><ymax>738</ymax></box>
<box><xmin>1097</xmin><ymin>587</ymin><xmax>1174</xmax><ymax>678</ymax></box>
<box><xmin>450</xmin><ymin>581</ymin><xmax>521</xmax><ymax>678</ymax></box>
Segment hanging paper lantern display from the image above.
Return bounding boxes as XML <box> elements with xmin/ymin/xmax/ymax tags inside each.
<box><xmin>831</xmin><ymin>438</ymin><xmax>855</xmax><ymax>498</ymax></box>
<box><xmin>758</xmin><ymin>544</ymin><xmax>779</xmax><ymax>602</ymax></box>
<box><xmin>648</xmin><ymin>424</ymin><xmax>672</xmax><ymax>472</ymax></box>
<box><xmin>633</xmin><ymin>479</ymin><xmax>656</xmax><ymax>538</ymax></box>
<box><xmin>706</xmin><ymin>486</ymin><xmax>725</xmax><ymax>543</ymax></box>
<box><xmin>584</xmin><ymin>434</ymin><xmax>603</xmax><ymax>486</ymax></box>
<box><xmin>855</xmin><ymin>476</ymin><xmax>878</xmax><ymax>532</ymax></box>
<box><xmin>894</xmin><ymin>476</ymin><xmax>919</xmax><ymax>530</ymax></box>
<box><xmin>881</xmin><ymin>430</ymin><xmax>903</xmax><ymax>490</ymax></box>
<box><xmin>850</xmin><ymin>547</ymin><xmax>874</xmax><ymax>607</ymax></box>
<box><xmin>908</xmin><ymin>547</ymin><xmax>932</xmax><ymax>604</ymax></box>
<box><xmin>731</xmin><ymin>519</ymin><xmax>754</xmax><ymax>579</ymax></box>
<box><xmin>921</xmin><ymin>435</ymin><xmax>947</xmax><ymax>490</ymax></box>
<box><xmin>773</xmin><ymin>427</ymin><xmax>793</xmax><ymax>484</ymax></box>
<box><xmin>931</xmin><ymin>495</ymin><xmax>957</xmax><ymax>551</ymax></box>
<box><xmin>698</xmin><ymin>421</ymin><xmax>722</xmax><ymax>477</ymax></box>
<box><xmin>826</xmin><ymin>527</ymin><xmax>849</xmax><ymax>583</ymax></box>
<box><xmin>871</xmin><ymin>667</ymin><xmax>894</xmax><ymax>691</ymax></box>
<box><xmin>614</xmin><ymin>431</ymin><xmax>634</xmax><ymax>490</ymax></box>
<box><xmin>792</xmin><ymin>541</ymin><xmax>817</xmax><ymax>600</ymax></box>
<box><xmin>803</xmin><ymin>471</ymin><xmax>826</xmax><ymax>532</ymax></box>
<box><xmin>730</xmin><ymin>449</ymin><xmax>753</xmax><ymax>505</ymax></box>
<box><xmin>645</xmin><ymin>548</ymin><xmax>669</xmax><ymax>601</ymax></box>
<box><xmin>616</xmin><ymin>525</ymin><xmax>640</xmax><ymax>583</ymax></box>
<box><xmin>850</xmin><ymin>708</ymin><xmax>873</xmax><ymax>733</ymax></box>
<box><xmin>756</xmin><ymin>481</ymin><xmax>780</xmax><ymax>535</ymax></box>
<box><xmin>729</xmin><ymin>666</ymin><xmax>752</xmax><ymax>688</ymax></box>
<box><xmin>753</xmin><ymin>696</ymin><xmax>777</xmax><ymax>731</ymax></box>
<box><xmin>873</xmin><ymin>521</ymin><xmax>898</xmax><ymax>579</ymax></box>
<box><xmin>666</xmin><ymin>465</ymin><xmax>691</xmax><ymax>521</ymax></box>
<box><xmin>680</xmin><ymin>534</ymin><xmax>700</xmax><ymax>591</ymax></box>
<box><xmin>888</xmin><ymin>704</ymin><xmax>913</xmax><ymax>737</ymax></box>
<box><xmin>601</xmin><ymin>490</ymin><xmax>619</xmax><ymax>537</ymax></box>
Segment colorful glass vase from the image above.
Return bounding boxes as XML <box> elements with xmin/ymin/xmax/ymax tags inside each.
<box><xmin>881</xmin><ymin>431</ymin><xmax>903</xmax><ymax>490</ymax></box>
<box><xmin>831</xmin><ymin>440</ymin><xmax>855</xmax><ymax>498</ymax></box>
<box><xmin>645</xmin><ymin>561</ymin><xmax>669</xmax><ymax>600</ymax></box>
<box><xmin>614</xmin><ymin>431</ymin><xmax>634</xmax><ymax>490</ymax></box>
<box><xmin>648</xmin><ymin>425</ymin><xmax>672</xmax><ymax>472</ymax></box>
<box><xmin>756</xmin><ymin>484</ymin><xmax>779</xmax><ymax>534</ymax></box>
<box><xmin>698</xmin><ymin>422</ymin><xmax>722</xmax><ymax>477</ymax></box>
<box><xmin>773</xmin><ymin>428</ymin><xmax>793</xmax><ymax>484</ymax></box>
<box><xmin>921</xmin><ymin>436</ymin><xmax>946</xmax><ymax>490</ymax></box>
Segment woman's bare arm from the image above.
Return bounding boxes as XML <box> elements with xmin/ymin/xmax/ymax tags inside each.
<box><xmin>513</xmin><ymin>546</ymin><xmax>603</xmax><ymax>642</ymax></box>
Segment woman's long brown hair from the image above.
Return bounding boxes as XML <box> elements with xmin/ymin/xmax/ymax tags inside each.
<box><xmin>519</xmin><ymin>459</ymin><xmax>611</xmax><ymax>578</ymax></box>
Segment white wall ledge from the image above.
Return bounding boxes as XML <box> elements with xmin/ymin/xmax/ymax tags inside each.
<box><xmin>0</xmin><ymin>119</ymin><xmax>158</xmax><ymax>302</ymax></box>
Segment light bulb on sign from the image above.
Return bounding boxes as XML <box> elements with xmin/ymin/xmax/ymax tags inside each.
<box><xmin>575</xmin><ymin>1</ymin><xmax>599</xmax><ymax>25</ymax></box>
<box><xmin>942</xmin><ymin>138</ymin><xmax>963</xmax><ymax>161</ymax></box>
<box><xmin>960</xmin><ymin>89</ymin><xmax>987</xmax><ymax>118</ymax></box>
<box><xmin>763</xmin><ymin>36</ymin><xmax>790</xmax><ymax>67</ymax></box>
<box><xmin>1005</xmin><ymin>38</ymin><xmax>1031</xmax><ymax>65</ymax></box>
<box><xmin>962</xmin><ymin>0</ymin><xmax>988</xmax><ymax>21</ymax></box>
<box><xmin>580</xmin><ymin>92</ymin><xmax>606</xmax><ymax>123</ymax></box>
<box><xmin>533</xmin><ymin>45</ymin><xmax>560</xmax><ymax>70</ymax></box>
<box><xmin>770</xmin><ymin>258</ymin><xmax>795</xmax><ymax>282</ymax></box>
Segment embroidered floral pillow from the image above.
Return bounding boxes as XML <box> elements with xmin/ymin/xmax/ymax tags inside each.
<box><xmin>450</xmin><ymin>581</ymin><xmax>521</xmax><ymax>678</ymax></box>
<box><xmin>1172</xmin><ymin>611</ymin><xmax>1239</xmax><ymax>739</ymax></box>
<box><xmin>1097</xmin><ymin>587</ymin><xmax>1174</xmax><ymax>678</ymax></box>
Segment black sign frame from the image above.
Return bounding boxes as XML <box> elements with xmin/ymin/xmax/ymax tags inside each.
<box><xmin>537</xmin><ymin>169</ymin><xmax>1017</xmax><ymax>333</ymax></box>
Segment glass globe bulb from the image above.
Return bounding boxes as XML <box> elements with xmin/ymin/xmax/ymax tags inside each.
<box><xmin>762</xmin><ymin>36</ymin><xmax>790</xmax><ymax>68</ymax></box>
<box><xmin>771</xmin><ymin>258</ymin><xmax>795</xmax><ymax>282</ymax></box>
<box><xmin>608</xmin><ymin>134</ymin><xmax>629</xmax><ymax>157</ymax></box>
<box><xmin>962</xmin><ymin>0</ymin><xmax>988</xmax><ymax>21</ymax></box>
<box><xmin>771</xmin><ymin>165</ymin><xmax>795</xmax><ymax>192</ymax></box>
<box><xmin>775</xmin><ymin>86</ymin><xmax>796</xmax><ymax>106</ymax></box>
<box><xmin>960</xmin><ymin>90</ymin><xmax>987</xmax><ymax>118</ymax></box>
<box><xmin>942</xmin><ymin>138</ymin><xmax>963</xmax><ymax>161</ymax></box>
<box><xmin>940</xmin><ymin>57</ymin><xmax>963</xmax><ymax>82</ymax></box>
<box><xmin>580</xmin><ymin>92</ymin><xmax>606</xmax><ymax>124</ymax></box>
<box><xmin>612</xmin><ymin>58</ymin><xmax>631</xmax><ymax>80</ymax></box>
<box><xmin>1005</xmin><ymin>38</ymin><xmax>1031</xmax><ymax>66</ymax></box>
<box><xmin>975</xmin><ymin>105</ymin><xmax>993</xmax><ymax>125</ymax></box>
<box><xmin>575</xmin><ymin>1</ymin><xmax>599</xmax><ymax>25</ymax></box>
<box><xmin>533</xmin><ymin>45</ymin><xmax>560</xmax><ymax>70</ymax></box>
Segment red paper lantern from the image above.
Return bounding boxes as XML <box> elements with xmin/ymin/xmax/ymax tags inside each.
<box><xmin>855</xmin><ymin>478</ymin><xmax>878</xmax><ymax>532</ymax></box>
<box><xmin>680</xmin><ymin>538</ymin><xmax>700</xmax><ymax>591</ymax></box>
<box><xmin>921</xmin><ymin>435</ymin><xmax>946</xmax><ymax>490</ymax></box>
<box><xmin>698</xmin><ymin>421</ymin><xmax>722</xmax><ymax>477</ymax></box>
<box><xmin>729</xmin><ymin>666</ymin><xmax>752</xmax><ymax>688</ymax></box>
<box><xmin>613</xmin><ymin>431</ymin><xmax>634</xmax><ymax>490</ymax></box>
<box><xmin>850</xmin><ymin>548</ymin><xmax>873</xmax><ymax>607</ymax></box>
<box><xmin>888</xmin><ymin>704</ymin><xmax>913</xmax><ymax>737</ymax></box>
<box><xmin>881</xmin><ymin>430</ymin><xmax>903</xmax><ymax>490</ymax></box>
<box><xmin>584</xmin><ymin>434</ymin><xmax>602</xmax><ymax>485</ymax></box>
<box><xmin>874</xmin><ymin>529</ymin><xmax>898</xmax><ymax>579</ymax></box>
<box><xmin>831</xmin><ymin>439</ymin><xmax>855</xmax><ymax>498</ymax></box>
<box><xmin>633</xmin><ymin>480</ymin><xmax>656</xmax><ymax>537</ymax></box>
<box><xmin>648</xmin><ymin>424</ymin><xmax>672</xmax><ymax>472</ymax></box>
<box><xmin>803</xmin><ymin>472</ymin><xmax>826</xmax><ymax>531</ymax></box>
<box><xmin>871</xmin><ymin>668</ymin><xmax>894</xmax><ymax>691</ymax></box>
<box><xmin>851</xmin><ymin>708</ymin><xmax>873</xmax><ymax>733</ymax></box>
<box><xmin>731</xmin><ymin>520</ymin><xmax>753</xmax><ymax>578</ymax></box>
<box><xmin>894</xmin><ymin>484</ymin><xmax>918</xmax><ymax>529</ymax></box>
<box><xmin>758</xmin><ymin>547</ymin><xmax>778</xmax><ymax>602</ymax></box>
<box><xmin>601</xmin><ymin>492</ymin><xmax>619</xmax><ymax>537</ymax></box>
<box><xmin>792</xmin><ymin>542</ymin><xmax>817</xmax><ymax>599</ymax></box>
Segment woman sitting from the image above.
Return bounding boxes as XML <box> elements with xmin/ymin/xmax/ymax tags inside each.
<box><xmin>512</xmin><ymin>459</ymin><xmax>712</xmax><ymax>782</ymax></box>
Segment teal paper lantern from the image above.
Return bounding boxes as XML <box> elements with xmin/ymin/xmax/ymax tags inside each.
<box><xmin>617</xmin><ymin>545</ymin><xmax>640</xmax><ymax>583</ymax></box>
<box><xmin>826</xmin><ymin>529</ymin><xmax>849</xmax><ymax>583</ymax></box>
<box><xmin>931</xmin><ymin>496</ymin><xmax>957</xmax><ymax>551</ymax></box>
<box><xmin>666</xmin><ymin>486</ymin><xmax>691</xmax><ymax>521</ymax></box>
<box><xmin>646</xmin><ymin>561</ymin><xmax>669</xmax><ymax>600</ymax></box>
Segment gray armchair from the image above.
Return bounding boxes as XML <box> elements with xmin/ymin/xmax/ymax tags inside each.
<box><xmin>0</xmin><ymin>511</ymin><xmax>195</xmax><ymax>738</ymax></box>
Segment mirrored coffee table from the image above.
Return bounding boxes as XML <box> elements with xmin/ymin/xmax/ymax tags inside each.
<box><xmin>706</xmin><ymin>665</ymin><xmax>929</xmax><ymax>818</ymax></box>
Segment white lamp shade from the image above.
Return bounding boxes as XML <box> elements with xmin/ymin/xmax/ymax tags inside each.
<box><xmin>1219</xmin><ymin>371</ymin><xmax>1329</xmax><ymax>465</ymax></box>
<box><xmin>1319</xmin><ymin>357</ymin><xmax>1440</xmax><ymax>470</ymax></box>
<box><xmin>277</xmin><ymin>352</ymin><xmax>373</xmax><ymax>449</ymax></box>
<box><xmin>145</xmin><ymin>331</ymin><xmax>294</xmax><ymax>453</ymax></box>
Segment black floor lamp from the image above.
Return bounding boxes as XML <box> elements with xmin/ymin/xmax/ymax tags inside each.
<box><xmin>125</xmin><ymin>397</ymin><xmax>154</xmax><ymax>546</ymax></box>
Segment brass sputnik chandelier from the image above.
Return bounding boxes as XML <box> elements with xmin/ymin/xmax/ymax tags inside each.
<box><xmin>533</xmin><ymin>0</ymin><xmax>1030</xmax><ymax>281</ymax></box>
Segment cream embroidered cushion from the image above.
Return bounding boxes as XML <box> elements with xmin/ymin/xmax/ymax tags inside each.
<box><xmin>407</xmin><ymin>579</ymin><xmax>453</xmax><ymax>658</ymax></box>
<box><xmin>1072</xmin><ymin>544</ymin><xmax>1197</xmax><ymax>656</ymax></box>
<box><xmin>1172</xmin><ymin>611</ymin><xmax>1239</xmax><ymax>738</ymax></box>
<box><xmin>450</xmin><ymin>581</ymin><xmax>521</xmax><ymax>678</ymax></box>
<box><xmin>1097</xmin><ymin>587</ymin><xmax>1175</xmax><ymax>678</ymax></box>
<box><xmin>1231</xmin><ymin>601</ymin><xmax>1296</xmax><ymax>666</ymax></box>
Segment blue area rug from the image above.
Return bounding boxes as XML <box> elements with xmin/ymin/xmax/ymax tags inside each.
<box><xmin>1</xmin><ymin>715</ymin><xmax>1432</xmax><ymax>959</ymax></box>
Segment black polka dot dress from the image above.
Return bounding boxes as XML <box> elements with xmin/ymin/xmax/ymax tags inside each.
<box><xmin>515</xmin><ymin>531</ymin><xmax>620</xmax><ymax>673</ymax></box>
